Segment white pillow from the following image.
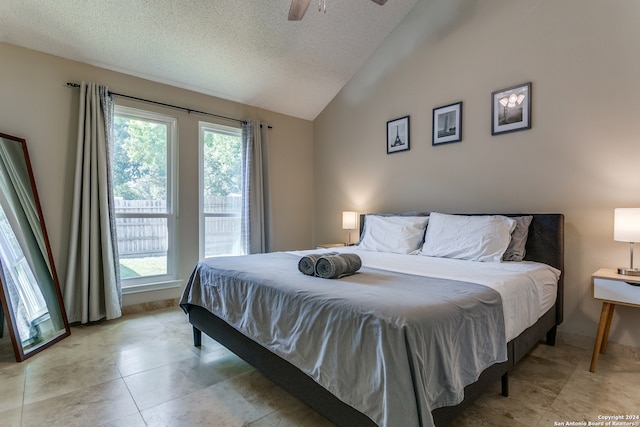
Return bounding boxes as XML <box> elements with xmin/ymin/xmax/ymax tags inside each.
<box><xmin>358</xmin><ymin>215</ymin><xmax>429</xmax><ymax>254</ymax></box>
<box><xmin>420</xmin><ymin>213</ymin><xmax>516</xmax><ymax>262</ymax></box>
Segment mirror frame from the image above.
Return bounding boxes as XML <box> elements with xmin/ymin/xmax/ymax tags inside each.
<box><xmin>0</xmin><ymin>132</ymin><xmax>70</xmax><ymax>362</ymax></box>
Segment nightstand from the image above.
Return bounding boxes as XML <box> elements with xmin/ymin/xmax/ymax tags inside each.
<box><xmin>316</xmin><ymin>243</ymin><xmax>346</xmax><ymax>249</ymax></box>
<box><xmin>590</xmin><ymin>268</ymin><xmax>640</xmax><ymax>372</ymax></box>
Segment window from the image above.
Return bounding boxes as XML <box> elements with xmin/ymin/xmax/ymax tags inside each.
<box><xmin>199</xmin><ymin>122</ymin><xmax>243</xmax><ymax>258</ymax></box>
<box><xmin>112</xmin><ymin>106</ymin><xmax>177</xmax><ymax>288</ymax></box>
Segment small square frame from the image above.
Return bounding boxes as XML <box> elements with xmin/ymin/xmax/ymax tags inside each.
<box><xmin>386</xmin><ymin>115</ymin><xmax>410</xmax><ymax>154</ymax></box>
<box><xmin>432</xmin><ymin>102</ymin><xmax>462</xmax><ymax>146</ymax></box>
<box><xmin>491</xmin><ymin>82</ymin><xmax>531</xmax><ymax>135</ymax></box>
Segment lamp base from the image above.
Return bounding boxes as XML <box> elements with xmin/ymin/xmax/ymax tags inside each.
<box><xmin>617</xmin><ymin>267</ymin><xmax>640</xmax><ymax>276</ymax></box>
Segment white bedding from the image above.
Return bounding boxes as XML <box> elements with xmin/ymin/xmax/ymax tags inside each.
<box><xmin>291</xmin><ymin>246</ymin><xmax>560</xmax><ymax>341</ymax></box>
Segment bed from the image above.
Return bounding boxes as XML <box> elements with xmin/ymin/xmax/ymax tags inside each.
<box><xmin>180</xmin><ymin>212</ymin><xmax>564</xmax><ymax>427</ymax></box>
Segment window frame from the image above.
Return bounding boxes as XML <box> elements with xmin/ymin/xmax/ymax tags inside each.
<box><xmin>198</xmin><ymin>121</ymin><xmax>243</xmax><ymax>259</ymax></box>
<box><xmin>113</xmin><ymin>105</ymin><xmax>178</xmax><ymax>291</ymax></box>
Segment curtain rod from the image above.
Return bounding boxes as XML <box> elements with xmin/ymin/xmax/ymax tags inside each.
<box><xmin>66</xmin><ymin>82</ymin><xmax>272</xmax><ymax>128</ymax></box>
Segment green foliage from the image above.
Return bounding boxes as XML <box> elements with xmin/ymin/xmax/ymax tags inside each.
<box><xmin>202</xmin><ymin>130</ymin><xmax>242</xmax><ymax>197</ymax></box>
<box><xmin>111</xmin><ymin>117</ymin><xmax>242</xmax><ymax>203</ymax></box>
<box><xmin>112</xmin><ymin>117</ymin><xmax>167</xmax><ymax>201</ymax></box>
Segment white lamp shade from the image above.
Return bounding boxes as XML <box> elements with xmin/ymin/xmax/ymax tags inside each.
<box><xmin>614</xmin><ymin>208</ymin><xmax>640</xmax><ymax>242</ymax></box>
<box><xmin>342</xmin><ymin>211</ymin><xmax>357</xmax><ymax>230</ymax></box>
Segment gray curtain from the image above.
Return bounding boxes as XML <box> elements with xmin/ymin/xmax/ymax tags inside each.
<box><xmin>241</xmin><ymin>120</ymin><xmax>271</xmax><ymax>254</ymax></box>
<box><xmin>63</xmin><ymin>81</ymin><xmax>121</xmax><ymax>323</ymax></box>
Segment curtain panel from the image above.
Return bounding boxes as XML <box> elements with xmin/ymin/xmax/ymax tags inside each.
<box><xmin>241</xmin><ymin>120</ymin><xmax>272</xmax><ymax>254</ymax></box>
<box><xmin>63</xmin><ymin>81</ymin><xmax>121</xmax><ymax>324</ymax></box>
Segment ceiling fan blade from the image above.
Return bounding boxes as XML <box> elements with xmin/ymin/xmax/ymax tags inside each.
<box><xmin>288</xmin><ymin>0</ymin><xmax>312</xmax><ymax>20</ymax></box>
<box><xmin>371</xmin><ymin>0</ymin><xmax>388</xmax><ymax>4</ymax></box>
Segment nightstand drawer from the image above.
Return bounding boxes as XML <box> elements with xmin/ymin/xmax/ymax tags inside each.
<box><xmin>593</xmin><ymin>277</ymin><xmax>640</xmax><ymax>305</ymax></box>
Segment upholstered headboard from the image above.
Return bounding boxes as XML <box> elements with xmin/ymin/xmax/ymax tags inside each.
<box><xmin>358</xmin><ymin>212</ymin><xmax>564</xmax><ymax>324</ymax></box>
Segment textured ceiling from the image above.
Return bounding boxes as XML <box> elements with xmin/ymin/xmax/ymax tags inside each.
<box><xmin>0</xmin><ymin>0</ymin><xmax>418</xmax><ymax>120</ymax></box>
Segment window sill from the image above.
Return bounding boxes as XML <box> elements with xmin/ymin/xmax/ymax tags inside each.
<box><xmin>121</xmin><ymin>279</ymin><xmax>182</xmax><ymax>295</ymax></box>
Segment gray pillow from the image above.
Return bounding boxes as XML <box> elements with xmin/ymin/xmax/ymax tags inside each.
<box><xmin>502</xmin><ymin>215</ymin><xmax>533</xmax><ymax>261</ymax></box>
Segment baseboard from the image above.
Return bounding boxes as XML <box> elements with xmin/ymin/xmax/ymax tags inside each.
<box><xmin>121</xmin><ymin>298</ymin><xmax>179</xmax><ymax>315</ymax></box>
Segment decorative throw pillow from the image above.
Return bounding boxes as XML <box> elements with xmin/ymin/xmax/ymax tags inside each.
<box><xmin>421</xmin><ymin>212</ymin><xmax>516</xmax><ymax>262</ymax></box>
<box><xmin>502</xmin><ymin>215</ymin><xmax>533</xmax><ymax>261</ymax></box>
<box><xmin>358</xmin><ymin>214</ymin><xmax>429</xmax><ymax>254</ymax></box>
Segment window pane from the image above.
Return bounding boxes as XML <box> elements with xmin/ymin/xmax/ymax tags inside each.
<box><xmin>113</xmin><ymin>116</ymin><xmax>168</xmax><ymax>212</ymax></box>
<box><xmin>112</xmin><ymin>108</ymin><xmax>174</xmax><ymax>283</ymax></box>
<box><xmin>204</xmin><ymin>214</ymin><xmax>241</xmax><ymax>257</ymax></box>
<box><xmin>201</xmin><ymin>126</ymin><xmax>243</xmax><ymax>258</ymax></box>
<box><xmin>116</xmin><ymin>216</ymin><xmax>168</xmax><ymax>278</ymax></box>
<box><xmin>202</xmin><ymin>129</ymin><xmax>242</xmax><ymax>209</ymax></box>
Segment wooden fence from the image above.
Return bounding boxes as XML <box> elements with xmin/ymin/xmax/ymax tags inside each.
<box><xmin>114</xmin><ymin>196</ymin><xmax>242</xmax><ymax>258</ymax></box>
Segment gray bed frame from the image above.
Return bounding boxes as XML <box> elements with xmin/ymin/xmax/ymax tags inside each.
<box><xmin>185</xmin><ymin>213</ymin><xmax>564</xmax><ymax>426</ymax></box>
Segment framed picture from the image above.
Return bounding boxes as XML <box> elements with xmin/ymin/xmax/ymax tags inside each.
<box><xmin>432</xmin><ymin>102</ymin><xmax>462</xmax><ymax>146</ymax></box>
<box><xmin>387</xmin><ymin>116</ymin><xmax>410</xmax><ymax>154</ymax></box>
<box><xmin>491</xmin><ymin>82</ymin><xmax>531</xmax><ymax>135</ymax></box>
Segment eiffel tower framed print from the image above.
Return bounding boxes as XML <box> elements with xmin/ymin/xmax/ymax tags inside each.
<box><xmin>387</xmin><ymin>115</ymin><xmax>410</xmax><ymax>154</ymax></box>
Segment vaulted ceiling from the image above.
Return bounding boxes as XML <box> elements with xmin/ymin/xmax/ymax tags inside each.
<box><xmin>0</xmin><ymin>0</ymin><xmax>419</xmax><ymax>120</ymax></box>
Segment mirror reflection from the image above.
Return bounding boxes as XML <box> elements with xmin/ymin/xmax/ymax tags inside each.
<box><xmin>0</xmin><ymin>132</ymin><xmax>69</xmax><ymax>361</ymax></box>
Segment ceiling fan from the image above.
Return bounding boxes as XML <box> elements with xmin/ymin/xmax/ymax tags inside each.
<box><xmin>288</xmin><ymin>0</ymin><xmax>388</xmax><ymax>21</ymax></box>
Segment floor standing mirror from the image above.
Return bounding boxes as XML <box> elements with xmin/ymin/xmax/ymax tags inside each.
<box><xmin>0</xmin><ymin>132</ymin><xmax>70</xmax><ymax>362</ymax></box>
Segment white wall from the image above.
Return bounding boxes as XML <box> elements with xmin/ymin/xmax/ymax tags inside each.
<box><xmin>313</xmin><ymin>0</ymin><xmax>640</xmax><ymax>348</ymax></box>
<box><xmin>0</xmin><ymin>42</ymin><xmax>314</xmax><ymax>306</ymax></box>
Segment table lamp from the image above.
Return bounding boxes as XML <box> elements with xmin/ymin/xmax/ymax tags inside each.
<box><xmin>614</xmin><ymin>208</ymin><xmax>640</xmax><ymax>275</ymax></box>
<box><xmin>342</xmin><ymin>211</ymin><xmax>357</xmax><ymax>245</ymax></box>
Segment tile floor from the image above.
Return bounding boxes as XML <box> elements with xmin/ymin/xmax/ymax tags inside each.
<box><xmin>1</xmin><ymin>307</ymin><xmax>639</xmax><ymax>427</ymax></box>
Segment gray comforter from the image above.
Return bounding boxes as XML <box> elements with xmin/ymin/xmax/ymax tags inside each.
<box><xmin>180</xmin><ymin>252</ymin><xmax>506</xmax><ymax>427</ymax></box>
